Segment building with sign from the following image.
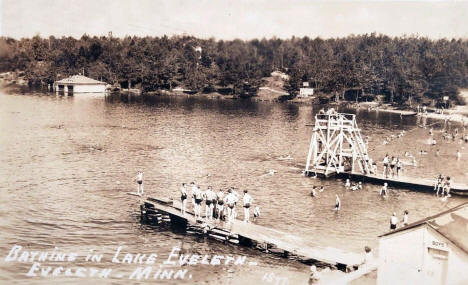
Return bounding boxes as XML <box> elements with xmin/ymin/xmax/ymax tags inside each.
<box><xmin>377</xmin><ymin>202</ymin><xmax>468</xmax><ymax>285</ymax></box>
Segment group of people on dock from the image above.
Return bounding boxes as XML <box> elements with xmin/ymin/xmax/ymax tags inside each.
<box><xmin>180</xmin><ymin>182</ymin><xmax>259</xmax><ymax>223</ymax></box>
<box><xmin>381</xmin><ymin>154</ymin><xmax>402</xmax><ymax>178</ymax></box>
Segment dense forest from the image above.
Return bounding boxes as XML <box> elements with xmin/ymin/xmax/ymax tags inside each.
<box><xmin>1</xmin><ymin>34</ymin><xmax>468</xmax><ymax>105</ymax></box>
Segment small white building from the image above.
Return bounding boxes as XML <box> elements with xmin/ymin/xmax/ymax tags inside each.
<box><xmin>297</xmin><ymin>82</ymin><xmax>314</xmax><ymax>97</ymax></box>
<box><xmin>377</xmin><ymin>202</ymin><xmax>468</xmax><ymax>285</ymax></box>
<box><xmin>54</xmin><ymin>75</ymin><xmax>107</xmax><ymax>93</ymax></box>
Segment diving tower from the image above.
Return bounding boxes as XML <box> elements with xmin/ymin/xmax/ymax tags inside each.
<box><xmin>305</xmin><ymin>112</ymin><xmax>372</xmax><ymax>177</ymax></box>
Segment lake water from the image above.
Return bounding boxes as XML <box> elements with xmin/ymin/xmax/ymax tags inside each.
<box><xmin>0</xmin><ymin>89</ymin><xmax>466</xmax><ymax>284</ymax></box>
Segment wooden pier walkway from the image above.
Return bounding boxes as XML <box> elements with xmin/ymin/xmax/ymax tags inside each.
<box><xmin>141</xmin><ymin>197</ymin><xmax>364</xmax><ymax>270</ymax></box>
<box><xmin>346</xmin><ymin>173</ymin><xmax>468</xmax><ymax>196</ymax></box>
<box><xmin>306</xmin><ymin>171</ymin><xmax>468</xmax><ymax>196</ymax></box>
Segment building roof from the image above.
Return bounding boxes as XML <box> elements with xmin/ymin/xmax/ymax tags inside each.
<box><xmin>55</xmin><ymin>75</ymin><xmax>106</xmax><ymax>85</ymax></box>
<box><xmin>379</xmin><ymin>202</ymin><xmax>468</xmax><ymax>254</ymax></box>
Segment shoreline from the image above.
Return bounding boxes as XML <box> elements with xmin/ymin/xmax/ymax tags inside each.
<box><xmin>2</xmin><ymin>80</ymin><xmax>467</xmax><ymax>124</ymax></box>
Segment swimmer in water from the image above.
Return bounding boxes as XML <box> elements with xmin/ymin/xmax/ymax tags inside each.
<box><xmin>380</xmin><ymin>182</ymin><xmax>388</xmax><ymax>197</ymax></box>
<box><xmin>311</xmin><ymin>186</ymin><xmax>317</xmax><ymax>197</ymax></box>
<box><xmin>334</xmin><ymin>195</ymin><xmax>341</xmax><ymax>211</ymax></box>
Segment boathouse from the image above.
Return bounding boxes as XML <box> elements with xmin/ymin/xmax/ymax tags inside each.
<box><xmin>377</xmin><ymin>202</ymin><xmax>468</xmax><ymax>285</ymax></box>
<box><xmin>54</xmin><ymin>75</ymin><xmax>107</xmax><ymax>93</ymax></box>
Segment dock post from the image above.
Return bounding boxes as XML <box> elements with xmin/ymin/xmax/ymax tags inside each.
<box><xmin>238</xmin><ymin>236</ymin><xmax>253</xmax><ymax>247</ymax></box>
<box><xmin>168</xmin><ymin>214</ymin><xmax>188</xmax><ymax>233</ymax></box>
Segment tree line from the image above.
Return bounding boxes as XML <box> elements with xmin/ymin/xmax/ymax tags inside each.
<box><xmin>1</xmin><ymin>33</ymin><xmax>467</xmax><ymax>104</ymax></box>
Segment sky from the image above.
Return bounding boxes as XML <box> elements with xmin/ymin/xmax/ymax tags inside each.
<box><xmin>1</xmin><ymin>0</ymin><xmax>468</xmax><ymax>40</ymax></box>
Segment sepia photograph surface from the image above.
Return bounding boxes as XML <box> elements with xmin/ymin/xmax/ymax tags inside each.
<box><xmin>1</xmin><ymin>1</ymin><xmax>468</xmax><ymax>284</ymax></box>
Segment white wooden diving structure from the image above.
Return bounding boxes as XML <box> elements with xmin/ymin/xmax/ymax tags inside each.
<box><xmin>305</xmin><ymin>112</ymin><xmax>372</xmax><ymax>177</ymax></box>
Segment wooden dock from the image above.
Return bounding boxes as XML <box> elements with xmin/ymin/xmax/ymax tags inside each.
<box><xmin>141</xmin><ymin>197</ymin><xmax>365</xmax><ymax>271</ymax></box>
<box><xmin>306</xmin><ymin>171</ymin><xmax>468</xmax><ymax>196</ymax></box>
<box><xmin>345</xmin><ymin>173</ymin><xmax>468</xmax><ymax>196</ymax></box>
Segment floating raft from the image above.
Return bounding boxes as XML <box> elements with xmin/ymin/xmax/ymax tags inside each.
<box><xmin>141</xmin><ymin>197</ymin><xmax>364</xmax><ymax>271</ymax></box>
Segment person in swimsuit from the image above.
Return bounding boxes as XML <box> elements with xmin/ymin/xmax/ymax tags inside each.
<box><xmin>180</xmin><ymin>183</ymin><xmax>188</xmax><ymax>215</ymax></box>
<box><xmin>345</xmin><ymin>179</ymin><xmax>351</xmax><ymax>188</ymax></box>
<box><xmin>334</xmin><ymin>195</ymin><xmax>341</xmax><ymax>211</ymax></box>
<box><xmin>216</xmin><ymin>189</ymin><xmax>225</xmax><ymax>221</ymax></box>
<box><xmin>390</xmin><ymin>213</ymin><xmax>398</xmax><ymax>230</ymax></box>
<box><xmin>225</xmin><ymin>189</ymin><xmax>236</xmax><ymax>223</ymax></box>
<box><xmin>210</xmin><ymin>188</ymin><xmax>217</xmax><ymax>219</ymax></box>
<box><xmin>242</xmin><ymin>190</ymin><xmax>253</xmax><ymax>222</ymax></box>
<box><xmin>380</xmin><ymin>182</ymin><xmax>388</xmax><ymax>197</ymax></box>
<box><xmin>308</xmin><ymin>265</ymin><xmax>320</xmax><ymax>284</ymax></box>
<box><xmin>310</xmin><ymin>186</ymin><xmax>317</xmax><ymax>197</ymax></box>
<box><xmin>135</xmin><ymin>171</ymin><xmax>143</xmax><ymax>195</ymax></box>
<box><xmin>204</xmin><ymin>186</ymin><xmax>215</xmax><ymax>221</ymax></box>
<box><xmin>190</xmin><ymin>182</ymin><xmax>197</xmax><ymax>211</ymax></box>
<box><xmin>402</xmin><ymin>210</ymin><xmax>409</xmax><ymax>226</ymax></box>
<box><xmin>358</xmin><ymin>181</ymin><xmax>363</xmax><ymax>190</ymax></box>
<box><xmin>194</xmin><ymin>186</ymin><xmax>203</xmax><ymax>219</ymax></box>
<box><xmin>232</xmin><ymin>188</ymin><xmax>239</xmax><ymax>219</ymax></box>
<box><xmin>253</xmin><ymin>205</ymin><xmax>260</xmax><ymax>221</ymax></box>
<box><xmin>390</xmin><ymin>156</ymin><xmax>396</xmax><ymax>177</ymax></box>
<box><xmin>396</xmin><ymin>158</ymin><xmax>402</xmax><ymax>177</ymax></box>
<box><xmin>382</xmin><ymin>154</ymin><xmax>389</xmax><ymax>178</ymax></box>
<box><xmin>319</xmin><ymin>186</ymin><xmax>324</xmax><ymax>192</ymax></box>
<box><xmin>443</xmin><ymin>177</ymin><xmax>451</xmax><ymax>198</ymax></box>
<box><xmin>434</xmin><ymin>174</ymin><xmax>442</xmax><ymax>196</ymax></box>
